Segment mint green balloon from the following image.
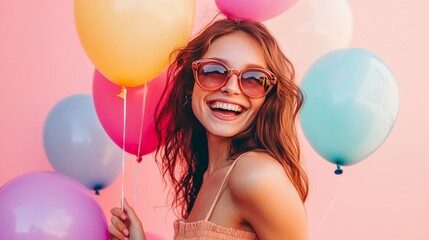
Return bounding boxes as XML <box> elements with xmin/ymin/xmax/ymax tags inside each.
<box><xmin>300</xmin><ymin>48</ymin><xmax>399</xmax><ymax>170</ymax></box>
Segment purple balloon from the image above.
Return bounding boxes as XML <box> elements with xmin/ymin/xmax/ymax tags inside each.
<box><xmin>0</xmin><ymin>172</ymin><xmax>108</xmax><ymax>240</ymax></box>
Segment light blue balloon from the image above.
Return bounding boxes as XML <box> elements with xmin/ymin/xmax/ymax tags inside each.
<box><xmin>43</xmin><ymin>94</ymin><xmax>122</xmax><ymax>193</ymax></box>
<box><xmin>300</xmin><ymin>48</ymin><xmax>399</xmax><ymax>171</ymax></box>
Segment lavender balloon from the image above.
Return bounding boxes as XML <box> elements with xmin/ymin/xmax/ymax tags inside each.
<box><xmin>0</xmin><ymin>171</ymin><xmax>108</xmax><ymax>240</ymax></box>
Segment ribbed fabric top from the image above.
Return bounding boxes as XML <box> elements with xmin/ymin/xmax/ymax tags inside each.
<box><xmin>173</xmin><ymin>219</ymin><xmax>257</xmax><ymax>240</ymax></box>
<box><xmin>173</xmin><ymin>153</ymin><xmax>258</xmax><ymax>240</ymax></box>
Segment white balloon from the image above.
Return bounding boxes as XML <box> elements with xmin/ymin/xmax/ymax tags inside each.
<box><xmin>265</xmin><ymin>0</ymin><xmax>353</xmax><ymax>80</ymax></box>
<box><xmin>192</xmin><ymin>0</ymin><xmax>220</xmax><ymax>36</ymax></box>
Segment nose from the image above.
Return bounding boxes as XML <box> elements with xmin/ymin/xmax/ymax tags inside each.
<box><xmin>220</xmin><ymin>73</ymin><xmax>241</xmax><ymax>96</ymax></box>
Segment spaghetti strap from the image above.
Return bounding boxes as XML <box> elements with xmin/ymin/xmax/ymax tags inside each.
<box><xmin>204</xmin><ymin>153</ymin><xmax>247</xmax><ymax>221</ymax></box>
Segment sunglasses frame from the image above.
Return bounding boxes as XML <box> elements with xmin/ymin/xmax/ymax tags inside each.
<box><xmin>192</xmin><ymin>58</ymin><xmax>277</xmax><ymax>99</ymax></box>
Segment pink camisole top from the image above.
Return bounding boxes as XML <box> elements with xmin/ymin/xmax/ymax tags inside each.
<box><xmin>173</xmin><ymin>154</ymin><xmax>258</xmax><ymax>240</ymax></box>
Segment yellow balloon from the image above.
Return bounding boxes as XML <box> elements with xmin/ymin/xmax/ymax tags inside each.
<box><xmin>74</xmin><ymin>0</ymin><xmax>195</xmax><ymax>87</ymax></box>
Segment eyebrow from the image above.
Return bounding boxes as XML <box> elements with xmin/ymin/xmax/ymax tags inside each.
<box><xmin>207</xmin><ymin>57</ymin><xmax>266</xmax><ymax>69</ymax></box>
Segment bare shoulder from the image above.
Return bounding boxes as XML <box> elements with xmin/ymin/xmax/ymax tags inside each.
<box><xmin>229</xmin><ymin>151</ymin><xmax>296</xmax><ymax>197</ymax></box>
<box><xmin>228</xmin><ymin>151</ymin><xmax>309</xmax><ymax>239</ymax></box>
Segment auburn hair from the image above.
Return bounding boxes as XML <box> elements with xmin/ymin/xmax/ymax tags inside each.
<box><xmin>155</xmin><ymin>18</ymin><xmax>308</xmax><ymax>218</ymax></box>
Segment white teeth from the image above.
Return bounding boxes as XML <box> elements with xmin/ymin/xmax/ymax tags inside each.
<box><xmin>210</xmin><ymin>101</ymin><xmax>243</xmax><ymax>113</ymax></box>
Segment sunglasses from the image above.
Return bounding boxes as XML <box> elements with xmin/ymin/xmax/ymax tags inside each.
<box><xmin>192</xmin><ymin>58</ymin><xmax>277</xmax><ymax>99</ymax></box>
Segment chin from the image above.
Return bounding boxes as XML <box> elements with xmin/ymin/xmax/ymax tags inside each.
<box><xmin>206</xmin><ymin>126</ymin><xmax>241</xmax><ymax>139</ymax></box>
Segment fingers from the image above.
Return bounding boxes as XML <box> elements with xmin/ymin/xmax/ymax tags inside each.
<box><xmin>109</xmin><ymin>213</ymin><xmax>130</xmax><ymax>239</ymax></box>
<box><xmin>123</xmin><ymin>198</ymin><xmax>142</xmax><ymax>225</ymax></box>
<box><xmin>109</xmin><ymin>222</ymin><xmax>129</xmax><ymax>240</ymax></box>
<box><xmin>109</xmin><ymin>198</ymin><xmax>144</xmax><ymax>239</ymax></box>
<box><xmin>110</xmin><ymin>207</ymin><xmax>128</xmax><ymax>222</ymax></box>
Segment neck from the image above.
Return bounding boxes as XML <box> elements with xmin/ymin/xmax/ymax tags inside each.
<box><xmin>206</xmin><ymin>132</ymin><xmax>233</xmax><ymax>175</ymax></box>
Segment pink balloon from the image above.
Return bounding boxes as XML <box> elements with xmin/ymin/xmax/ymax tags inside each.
<box><xmin>93</xmin><ymin>70</ymin><xmax>167</xmax><ymax>158</ymax></box>
<box><xmin>215</xmin><ymin>0</ymin><xmax>298</xmax><ymax>21</ymax></box>
<box><xmin>0</xmin><ymin>171</ymin><xmax>108</xmax><ymax>240</ymax></box>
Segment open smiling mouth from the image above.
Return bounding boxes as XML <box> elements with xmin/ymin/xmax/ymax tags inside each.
<box><xmin>209</xmin><ymin>101</ymin><xmax>245</xmax><ymax>116</ymax></box>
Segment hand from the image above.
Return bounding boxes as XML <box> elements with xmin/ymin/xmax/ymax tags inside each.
<box><xmin>109</xmin><ymin>198</ymin><xmax>146</xmax><ymax>240</ymax></box>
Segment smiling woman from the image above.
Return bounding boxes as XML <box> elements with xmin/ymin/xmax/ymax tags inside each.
<box><xmin>108</xmin><ymin>18</ymin><xmax>309</xmax><ymax>240</ymax></box>
<box><xmin>191</xmin><ymin>31</ymin><xmax>268</xmax><ymax>138</ymax></box>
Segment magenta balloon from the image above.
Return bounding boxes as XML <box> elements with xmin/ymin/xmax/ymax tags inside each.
<box><xmin>0</xmin><ymin>172</ymin><xmax>108</xmax><ymax>240</ymax></box>
<box><xmin>93</xmin><ymin>70</ymin><xmax>167</xmax><ymax>158</ymax></box>
<box><xmin>215</xmin><ymin>0</ymin><xmax>298</xmax><ymax>21</ymax></box>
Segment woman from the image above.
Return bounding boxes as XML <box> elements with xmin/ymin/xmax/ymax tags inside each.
<box><xmin>109</xmin><ymin>18</ymin><xmax>309</xmax><ymax>240</ymax></box>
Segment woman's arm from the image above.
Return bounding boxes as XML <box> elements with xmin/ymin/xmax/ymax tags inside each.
<box><xmin>229</xmin><ymin>153</ymin><xmax>309</xmax><ymax>240</ymax></box>
<box><xmin>109</xmin><ymin>199</ymin><xmax>146</xmax><ymax>240</ymax></box>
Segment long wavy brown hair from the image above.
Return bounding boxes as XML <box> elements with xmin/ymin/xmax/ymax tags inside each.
<box><xmin>155</xmin><ymin>18</ymin><xmax>308</xmax><ymax>219</ymax></box>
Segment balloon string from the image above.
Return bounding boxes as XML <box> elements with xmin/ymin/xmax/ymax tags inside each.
<box><xmin>134</xmin><ymin>83</ymin><xmax>148</xmax><ymax>205</ymax></box>
<box><xmin>136</xmin><ymin>83</ymin><xmax>148</xmax><ymax>159</ymax></box>
<box><xmin>134</xmin><ymin>160</ymin><xmax>140</xmax><ymax>206</ymax></box>
<box><xmin>317</xmin><ymin>190</ymin><xmax>340</xmax><ymax>231</ymax></box>
<box><xmin>121</xmin><ymin>87</ymin><xmax>128</xmax><ymax>211</ymax></box>
<box><xmin>317</xmin><ymin>173</ymin><xmax>346</xmax><ymax>232</ymax></box>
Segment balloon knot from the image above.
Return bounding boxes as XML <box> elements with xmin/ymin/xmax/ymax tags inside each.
<box><xmin>334</xmin><ymin>164</ymin><xmax>343</xmax><ymax>175</ymax></box>
<box><xmin>136</xmin><ymin>156</ymin><xmax>143</xmax><ymax>163</ymax></box>
<box><xmin>117</xmin><ymin>87</ymin><xmax>126</xmax><ymax>99</ymax></box>
<box><xmin>93</xmin><ymin>184</ymin><xmax>104</xmax><ymax>195</ymax></box>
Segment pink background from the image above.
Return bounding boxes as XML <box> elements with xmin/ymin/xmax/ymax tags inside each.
<box><xmin>1</xmin><ymin>0</ymin><xmax>428</xmax><ymax>239</ymax></box>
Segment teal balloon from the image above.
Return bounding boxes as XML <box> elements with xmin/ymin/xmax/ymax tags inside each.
<box><xmin>43</xmin><ymin>94</ymin><xmax>122</xmax><ymax>193</ymax></box>
<box><xmin>300</xmin><ymin>48</ymin><xmax>399</xmax><ymax>167</ymax></box>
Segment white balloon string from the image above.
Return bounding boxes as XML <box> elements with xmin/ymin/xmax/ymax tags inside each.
<box><xmin>134</xmin><ymin>83</ymin><xmax>148</xmax><ymax>206</ymax></box>
<box><xmin>317</xmin><ymin>190</ymin><xmax>339</xmax><ymax>231</ymax></box>
<box><xmin>136</xmin><ymin>83</ymin><xmax>148</xmax><ymax>159</ymax></box>
<box><xmin>121</xmin><ymin>87</ymin><xmax>128</xmax><ymax>211</ymax></box>
<box><xmin>134</xmin><ymin>160</ymin><xmax>140</xmax><ymax>206</ymax></box>
<box><xmin>317</xmin><ymin>173</ymin><xmax>346</xmax><ymax>232</ymax></box>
